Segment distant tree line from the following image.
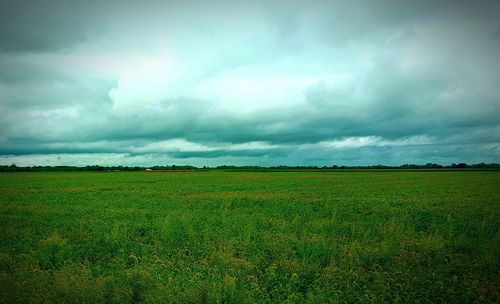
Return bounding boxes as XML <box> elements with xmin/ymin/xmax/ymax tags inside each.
<box><xmin>1</xmin><ymin>163</ymin><xmax>499</xmax><ymax>172</ymax></box>
<box><xmin>215</xmin><ymin>163</ymin><xmax>500</xmax><ymax>170</ymax></box>
<box><xmin>0</xmin><ymin>165</ymin><xmax>197</xmax><ymax>172</ymax></box>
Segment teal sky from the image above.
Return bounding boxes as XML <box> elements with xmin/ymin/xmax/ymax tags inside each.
<box><xmin>1</xmin><ymin>0</ymin><xmax>500</xmax><ymax>166</ymax></box>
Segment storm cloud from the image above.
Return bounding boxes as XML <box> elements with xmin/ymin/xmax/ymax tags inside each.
<box><xmin>1</xmin><ymin>0</ymin><xmax>499</xmax><ymax>166</ymax></box>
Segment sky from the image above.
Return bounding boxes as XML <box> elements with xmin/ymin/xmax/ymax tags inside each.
<box><xmin>1</xmin><ymin>0</ymin><xmax>500</xmax><ymax>167</ymax></box>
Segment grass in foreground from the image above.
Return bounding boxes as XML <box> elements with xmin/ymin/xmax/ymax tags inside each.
<box><xmin>0</xmin><ymin>171</ymin><xmax>499</xmax><ymax>303</ymax></box>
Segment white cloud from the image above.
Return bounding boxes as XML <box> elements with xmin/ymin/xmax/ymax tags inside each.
<box><xmin>315</xmin><ymin>136</ymin><xmax>434</xmax><ymax>149</ymax></box>
<box><xmin>131</xmin><ymin>139</ymin><xmax>215</xmax><ymax>153</ymax></box>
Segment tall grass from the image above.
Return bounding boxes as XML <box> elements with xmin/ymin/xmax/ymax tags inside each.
<box><xmin>0</xmin><ymin>171</ymin><xmax>499</xmax><ymax>303</ymax></box>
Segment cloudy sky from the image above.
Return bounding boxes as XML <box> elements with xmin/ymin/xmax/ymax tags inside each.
<box><xmin>1</xmin><ymin>0</ymin><xmax>499</xmax><ymax>166</ymax></box>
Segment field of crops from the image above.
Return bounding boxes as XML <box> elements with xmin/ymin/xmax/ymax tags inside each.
<box><xmin>0</xmin><ymin>171</ymin><xmax>499</xmax><ymax>303</ymax></box>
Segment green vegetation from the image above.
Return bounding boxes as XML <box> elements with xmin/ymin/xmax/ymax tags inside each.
<box><xmin>1</xmin><ymin>162</ymin><xmax>500</xmax><ymax>172</ymax></box>
<box><xmin>1</xmin><ymin>171</ymin><xmax>499</xmax><ymax>303</ymax></box>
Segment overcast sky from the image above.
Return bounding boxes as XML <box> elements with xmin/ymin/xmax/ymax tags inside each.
<box><xmin>1</xmin><ymin>0</ymin><xmax>499</xmax><ymax>166</ymax></box>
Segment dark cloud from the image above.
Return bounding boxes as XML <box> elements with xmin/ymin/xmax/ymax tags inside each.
<box><xmin>0</xmin><ymin>0</ymin><xmax>91</xmax><ymax>52</ymax></box>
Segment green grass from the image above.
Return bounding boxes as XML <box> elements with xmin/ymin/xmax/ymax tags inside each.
<box><xmin>0</xmin><ymin>171</ymin><xmax>499</xmax><ymax>303</ymax></box>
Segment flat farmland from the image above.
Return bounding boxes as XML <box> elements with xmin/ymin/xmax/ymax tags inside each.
<box><xmin>0</xmin><ymin>171</ymin><xmax>499</xmax><ymax>303</ymax></box>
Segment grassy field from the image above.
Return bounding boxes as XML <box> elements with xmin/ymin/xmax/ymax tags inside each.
<box><xmin>0</xmin><ymin>171</ymin><xmax>499</xmax><ymax>303</ymax></box>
